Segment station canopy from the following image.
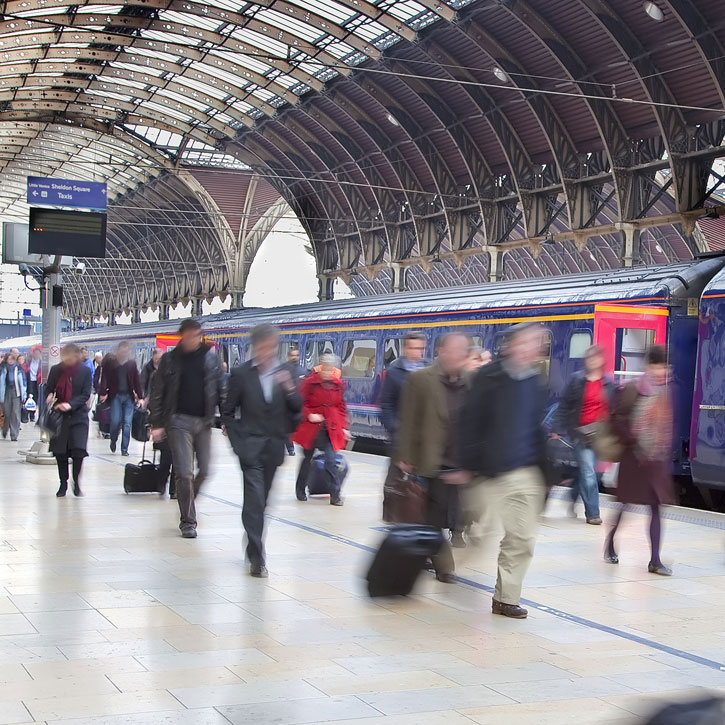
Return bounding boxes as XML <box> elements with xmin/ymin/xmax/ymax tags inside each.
<box><xmin>0</xmin><ymin>0</ymin><xmax>724</xmax><ymax>317</ymax></box>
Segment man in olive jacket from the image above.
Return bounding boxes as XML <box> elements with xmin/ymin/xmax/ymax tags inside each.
<box><xmin>396</xmin><ymin>332</ymin><xmax>471</xmax><ymax>582</ymax></box>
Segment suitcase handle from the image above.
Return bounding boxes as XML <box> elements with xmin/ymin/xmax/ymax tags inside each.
<box><xmin>139</xmin><ymin>440</ymin><xmax>159</xmax><ymax>466</ymax></box>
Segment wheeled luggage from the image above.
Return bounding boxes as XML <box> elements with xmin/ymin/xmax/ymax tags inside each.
<box><xmin>307</xmin><ymin>452</ymin><xmax>349</xmax><ymax>495</ymax></box>
<box><xmin>94</xmin><ymin>400</ymin><xmax>111</xmax><ymax>435</ymax></box>
<box><xmin>367</xmin><ymin>524</ymin><xmax>444</xmax><ymax>597</ymax></box>
<box><xmin>131</xmin><ymin>406</ymin><xmax>150</xmax><ymax>442</ymax></box>
<box><xmin>123</xmin><ymin>441</ymin><xmax>164</xmax><ymax>494</ymax></box>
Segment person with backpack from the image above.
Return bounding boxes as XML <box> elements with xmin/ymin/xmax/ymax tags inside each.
<box><xmin>554</xmin><ymin>345</ymin><xmax>615</xmax><ymax>525</ymax></box>
<box><xmin>605</xmin><ymin>345</ymin><xmax>674</xmax><ymax>576</ymax></box>
<box><xmin>0</xmin><ymin>350</ymin><xmax>27</xmax><ymax>441</ymax></box>
<box><xmin>292</xmin><ymin>354</ymin><xmax>349</xmax><ymax>505</ymax></box>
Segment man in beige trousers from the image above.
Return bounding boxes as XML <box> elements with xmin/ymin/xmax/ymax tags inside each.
<box><xmin>460</xmin><ymin>322</ymin><xmax>549</xmax><ymax>619</ymax></box>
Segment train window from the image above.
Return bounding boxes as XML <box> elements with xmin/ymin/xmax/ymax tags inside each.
<box><xmin>341</xmin><ymin>339</ymin><xmax>377</xmax><ymax>378</ymax></box>
<box><xmin>569</xmin><ymin>331</ymin><xmax>592</xmax><ymax>358</ymax></box>
<box><xmin>492</xmin><ymin>331</ymin><xmax>506</xmax><ymax>358</ymax></box>
<box><xmin>305</xmin><ymin>339</ymin><xmax>334</xmax><ymax>369</ymax></box>
<box><xmin>469</xmin><ymin>335</ymin><xmax>483</xmax><ymax>350</ymax></box>
<box><xmin>540</xmin><ymin>330</ymin><xmax>553</xmax><ymax>379</ymax></box>
<box><xmin>280</xmin><ymin>340</ymin><xmax>299</xmax><ymax>361</ymax></box>
<box><xmin>617</xmin><ymin>328</ymin><xmax>655</xmax><ymax>376</ymax></box>
<box><xmin>243</xmin><ymin>342</ymin><xmax>251</xmax><ymax>362</ymax></box>
<box><xmin>384</xmin><ymin>338</ymin><xmax>402</xmax><ymax>366</ymax></box>
<box><xmin>229</xmin><ymin>344</ymin><xmax>241</xmax><ymax>369</ymax></box>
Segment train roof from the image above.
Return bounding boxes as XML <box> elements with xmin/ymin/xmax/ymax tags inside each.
<box><xmin>3</xmin><ymin>258</ymin><xmax>724</xmax><ymax>348</ymax></box>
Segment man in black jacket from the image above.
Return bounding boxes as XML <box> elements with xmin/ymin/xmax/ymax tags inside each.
<box><xmin>461</xmin><ymin>322</ymin><xmax>549</xmax><ymax>620</ymax></box>
<box><xmin>222</xmin><ymin>324</ymin><xmax>301</xmax><ymax>578</ymax></box>
<box><xmin>149</xmin><ymin>320</ymin><xmax>226</xmax><ymax>538</ymax></box>
<box><xmin>380</xmin><ymin>332</ymin><xmax>427</xmax><ymax>445</ymax></box>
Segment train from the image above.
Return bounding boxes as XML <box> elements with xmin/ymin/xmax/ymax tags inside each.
<box><xmin>4</xmin><ymin>255</ymin><xmax>725</xmax><ymax>503</ymax></box>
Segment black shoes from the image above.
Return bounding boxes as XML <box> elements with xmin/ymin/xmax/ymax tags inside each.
<box><xmin>648</xmin><ymin>563</ymin><xmax>673</xmax><ymax>576</ymax></box>
<box><xmin>330</xmin><ymin>497</ymin><xmax>344</xmax><ymax>506</ymax></box>
<box><xmin>121</xmin><ymin>451</ymin><xmax>129</xmax><ymax>457</ymax></box>
<box><xmin>170</xmin><ymin>492</ymin><xmax>177</xmax><ymax>500</ymax></box>
<box><xmin>492</xmin><ymin>599</ymin><xmax>528</xmax><ymax>619</ymax></box>
<box><xmin>604</xmin><ymin>553</ymin><xmax>619</xmax><ymax>564</ymax></box>
<box><xmin>73</xmin><ymin>483</ymin><xmax>83</xmax><ymax>497</ymax></box>
<box><xmin>181</xmin><ymin>527</ymin><xmax>197</xmax><ymax>539</ymax></box>
<box><xmin>296</xmin><ymin>491</ymin><xmax>307</xmax><ymax>501</ymax></box>
<box><xmin>110</xmin><ymin>441</ymin><xmax>117</xmax><ymax>453</ymax></box>
<box><xmin>56</xmin><ymin>484</ymin><xmax>67</xmax><ymax>497</ymax></box>
<box><xmin>250</xmin><ymin>565</ymin><xmax>269</xmax><ymax>578</ymax></box>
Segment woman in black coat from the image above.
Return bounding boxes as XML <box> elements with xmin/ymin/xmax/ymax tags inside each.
<box><xmin>45</xmin><ymin>343</ymin><xmax>92</xmax><ymax>497</ymax></box>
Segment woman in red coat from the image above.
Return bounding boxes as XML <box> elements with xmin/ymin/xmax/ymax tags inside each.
<box><xmin>293</xmin><ymin>355</ymin><xmax>349</xmax><ymax>505</ymax></box>
<box><xmin>605</xmin><ymin>345</ymin><xmax>674</xmax><ymax>575</ymax></box>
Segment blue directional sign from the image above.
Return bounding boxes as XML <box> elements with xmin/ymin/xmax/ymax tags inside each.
<box><xmin>26</xmin><ymin>176</ymin><xmax>107</xmax><ymax>210</ymax></box>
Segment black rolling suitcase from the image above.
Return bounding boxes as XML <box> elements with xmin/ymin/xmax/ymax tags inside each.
<box><xmin>123</xmin><ymin>441</ymin><xmax>165</xmax><ymax>494</ymax></box>
<box><xmin>367</xmin><ymin>524</ymin><xmax>444</xmax><ymax>597</ymax></box>
<box><xmin>307</xmin><ymin>452</ymin><xmax>349</xmax><ymax>495</ymax></box>
<box><xmin>131</xmin><ymin>407</ymin><xmax>150</xmax><ymax>442</ymax></box>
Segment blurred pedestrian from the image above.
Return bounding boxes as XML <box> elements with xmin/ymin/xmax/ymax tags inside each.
<box><xmin>27</xmin><ymin>347</ymin><xmax>42</xmax><ymax>414</ymax></box>
<box><xmin>81</xmin><ymin>347</ymin><xmax>94</xmax><ymax>376</ymax></box>
<box><xmin>45</xmin><ymin>344</ymin><xmax>92</xmax><ymax>497</ymax></box>
<box><xmin>0</xmin><ymin>350</ymin><xmax>27</xmax><ymax>441</ymax></box>
<box><xmin>605</xmin><ymin>345</ymin><xmax>673</xmax><ymax>576</ymax></box>
<box><xmin>142</xmin><ymin>348</ymin><xmax>175</xmax><ymax>499</ymax></box>
<box><xmin>397</xmin><ymin>332</ymin><xmax>471</xmax><ymax>583</ymax></box>
<box><xmin>293</xmin><ymin>354</ymin><xmax>349</xmax><ymax>504</ymax></box>
<box><xmin>461</xmin><ymin>322</ymin><xmax>550</xmax><ymax>618</ymax></box>
<box><xmin>284</xmin><ymin>346</ymin><xmax>306</xmax><ymax>455</ymax></box>
<box><xmin>380</xmin><ymin>332</ymin><xmax>427</xmax><ymax>446</ymax></box>
<box><xmin>99</xmin><ymin>341</ymin><xmax>143</xmax><ymax>456</ymax></box>
<box><xmin>150</xmin><ymin>320</ymin><xmax>225</xmax><ymax>538</ymax></box>
<box><xmin>222</xmin><ymin>324</ymin><xmax>301</xmax><ymax>577</ymax></box>
<box><xmin>554</xmin><ymin>345</ymin><xmax>614</xmax><ymax>525</ymax></box>
<box><xmin>465</xmin><ymin>347</ymin><xmax>491</xmax><ymax>372</ymax></box>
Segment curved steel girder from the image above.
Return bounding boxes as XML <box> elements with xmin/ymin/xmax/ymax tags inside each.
<box><xmin>346</xmin><ymin>75</ymin><xmax>456</xmax><ymax>258</ymax></box>
<box><xmin>284</xmin><ymin>108</ymin><xmax>387</xmax><ymax>268</ymax></box>
<box><xmin>393</xmin><ymin>42</ymin><xmax>541</xmax><ymax>239</ymax></box>
<box><xmin>235</xmin><ymin>132</ymin><xmax>341</xmax><ymax>271</ymax></box>
<box><xmin>500</xmin><ymin>0</ymin><xmax>633</xmax><ymax>218</ymax></box>
<box><xmin>379</xmin><ymin>51</ymin><xmax>494</xmax><ymax>248</ymax></box>
<box><xmin>665</xmin><ymin>0</ymin><xmax>725</xmax><ymax>110</ymax></box>
<box><xmin>331</xmin><ymin>81</ymin><xmax>447</xmax><ymax>261</ymax></box>
<box><xmin>578</xmin><ymin>0</ymin><xmax>693</xmax><ymax>213</ymax></box>
<box><xmin>448</xmin><ymin>21</ymin><xmax>587</xmax><ymax>232</ymax></box>
<box><xmin>262</xmin><ymin>117</ymin><xmax>366</xmax><ymax>270</ymax></box>
<box><xmin>303</xmin><ymin>95</ymin><xmax>417</xmax><ymax>263</ymax></box>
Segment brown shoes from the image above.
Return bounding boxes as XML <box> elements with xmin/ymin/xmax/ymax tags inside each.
<box><xmin>492</xmin><ymin>599</ymin><xmax>528</xmax><ymax>619</ymax></box>
<box><xmin>586</xmin><ymin>517</ymin><xmax>602</xmax><ymax>525</ymax></box>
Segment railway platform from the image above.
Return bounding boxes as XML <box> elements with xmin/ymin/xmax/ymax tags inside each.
<box><xmin>1</xmin><ymin>428</ymin><xmax>724</xmax><ymax>724</ymax></box>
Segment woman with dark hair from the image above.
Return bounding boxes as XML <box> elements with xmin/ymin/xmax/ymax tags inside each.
<box><xmin>605</xmin><ymin>345</ymin><xmax>673</xmax><ymax>575</ymax></box>
<box><xmin>46</xmin><ymin>343</ymin><xmax>92</xmax><ymax>497</ymax></box>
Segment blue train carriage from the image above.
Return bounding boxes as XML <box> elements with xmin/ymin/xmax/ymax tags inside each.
<box><xmin>691</xmin><ymin>264</ymin><xmax>725</xmax><ymax>494</ymax></box>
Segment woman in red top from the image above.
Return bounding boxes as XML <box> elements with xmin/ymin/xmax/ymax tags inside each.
<box><xmin>293</xmin><ymin>355</ymin><xmax>349</xmax><ymax>505</ymax></box>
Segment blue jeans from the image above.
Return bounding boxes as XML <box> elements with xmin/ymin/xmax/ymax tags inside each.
<box><xmin>110</xmin><ymin>394</ymin><xmax>134</xmax><ymax>453</ymax></box>
<box><xmin>571</xmin><ymin>441</ymin><xmax>600</xmax><ymax>519</ymax></box>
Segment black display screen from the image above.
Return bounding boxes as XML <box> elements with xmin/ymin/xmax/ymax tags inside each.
<box><xmin>28</xmin><ymin>207</ymin><xmax>106</xmax><ymax>258</ymax></box>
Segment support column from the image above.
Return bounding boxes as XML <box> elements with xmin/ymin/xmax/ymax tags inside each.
<box><xmin>318</xmin><ymin>276</ymin><xmax>335</xmax><ymax>301</ymax></box>
<box><xmin>391</xmin><ymin>263</ymin><xmax>406</xmax><ymax>293</ymax></box>
<box><xmin>132</xmin><ymin>308</ymin><xmax>142</xmax><ymax>324</ymax></box>
<box><xmin>488</xmin><ymin>248</ymin><xmax>503</xmax><ymax>283</ymax></box>
<box><xmin>621</xmin><ymin>223</ymin><xmax>641</xmax><ymax>268</ymax></box>
<box><xmin>192</xmin><ymin>298</ymin><xmax>204</xmax><ymax>317</ymax></box>
<box><xmin>26</xmin><ymin>270</ymin><xmax>62</xmax><ymax>465</ymax></box>
<box><xmin>230</xmin><ymin>290</ymin><xmax>245</xmax><ymax>310</ymax></box>
<box><xmin>158</xmin><ymin>304</ymin><xmax>170</xmax><ymax>321</ymax></box>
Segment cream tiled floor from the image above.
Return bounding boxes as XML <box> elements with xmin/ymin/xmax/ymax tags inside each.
<box><xmin>1</xmin><ymin>425</ymin><xmax>725</xmax><ymax>724</ymax></box>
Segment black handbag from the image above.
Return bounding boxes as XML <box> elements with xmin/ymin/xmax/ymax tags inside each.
<box><xmin>123</xmin><ymin>441</ymin><xmax>165</xmax><ymax>494</ymax></box>
<box><xmin>39</xmin><ymin>403</ymin><xmax>64</xmax><ymax>439</ymax></box>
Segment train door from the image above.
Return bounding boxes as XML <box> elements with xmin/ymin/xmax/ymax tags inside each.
<box><xmin>593</xmin><ymin>304</ymin><xmax>668</xmax><ymax>384</ymax></box>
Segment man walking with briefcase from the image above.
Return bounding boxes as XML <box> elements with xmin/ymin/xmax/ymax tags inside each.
<box><xmin>149</xmin><ymin>320</ymin><xmax>226</xmax><ymax>538</ymax></box>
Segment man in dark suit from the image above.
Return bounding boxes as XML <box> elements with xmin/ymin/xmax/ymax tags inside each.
<box><xmin>222</xmin><ymin>324</ymin><xmax>302</xmax><ymax>578</ymax></box>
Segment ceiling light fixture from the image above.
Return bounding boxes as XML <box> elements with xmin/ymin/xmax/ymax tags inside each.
<box><xmin>386</xmin><ymin>113</ymin><xmax>400</xmax><ymax>127</ymax></box>
<box><xmin>492</xmin><ymin>66</ymin><xmax>510</xmax><ymax>83</ymax></box>
<box><xmin>643</xmin><ymin>1</ymin><xmax>664</xmax><ymax>21</ymax></box>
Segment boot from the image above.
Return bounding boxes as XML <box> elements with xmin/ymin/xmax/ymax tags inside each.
<box><xmin>56</xmin><ymin>482</ymin><xmax>67</xmax><ymax>497</ymax></box>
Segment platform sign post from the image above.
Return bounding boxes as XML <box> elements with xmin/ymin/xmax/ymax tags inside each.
<box><xmin>26</xmin><ymin>261</ymin><xmax>63</xmax><ymax>466</ymax></box>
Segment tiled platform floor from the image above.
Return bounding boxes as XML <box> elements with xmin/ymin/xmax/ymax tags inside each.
<box><xmin>1</xmin><ymin>425</ymin><xmax>725</xmax><ymax>724</ymax></box>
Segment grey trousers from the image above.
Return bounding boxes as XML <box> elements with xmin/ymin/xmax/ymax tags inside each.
<box><xmin>2</xmin><ymin>392</ymin><xmax>22</xmax><ymax>440</ymax></box>
<box><xmin>167</xmin><ymin>414</ymin><xmax>211</xmax><ymax>531</ymax></box>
